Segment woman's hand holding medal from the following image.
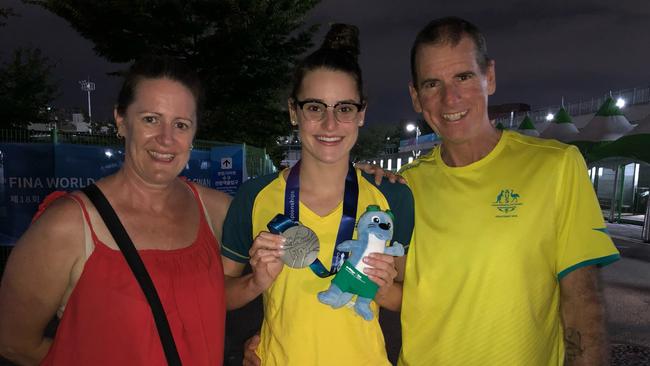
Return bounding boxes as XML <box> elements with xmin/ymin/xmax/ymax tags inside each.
<box><xmin>249</xmin><ymin>232</ymin><xmax>286</xmax><ymax>291</ymax></box>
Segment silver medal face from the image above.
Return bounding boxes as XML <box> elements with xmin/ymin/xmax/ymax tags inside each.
<box><xmin>281</xmin><ymin>225</ymin><xmax>320</xmax><ymax>268</ymax></box>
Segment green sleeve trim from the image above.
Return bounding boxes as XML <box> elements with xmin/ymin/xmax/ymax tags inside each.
<box><xmin>221</xmin><ymin>172</ymin><xmax>279</xmax><ymax>263</ymax></box>
<box><xmin>592</xmin><ymin>227</ymin><xmax>609</xmax><ymax>235</ymax></box>
<box><xmin>557</xmin><ymin>254</ymin><xmax>620</xmax><ymax>280</ymax></box>
<box><xmin>221</xmin><ymin>244</ymin><xmax>250</xmax><ymax>261</ymax></box>
<box><xmin>361</xmin><ymin>172</ymin><xmax>415</xmax><ymax>252</ymax></box>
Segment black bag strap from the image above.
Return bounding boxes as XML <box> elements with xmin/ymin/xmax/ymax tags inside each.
<box><xmin>82</xmin><ymin>183</ymin><xmax>182</xmax><ymax>366</ymax></box>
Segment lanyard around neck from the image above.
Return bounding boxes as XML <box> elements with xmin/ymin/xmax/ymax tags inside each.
<box><xmin>284</xmin><ymin>160</ymin><xmax>358</xmax><ymax>277</ymax></box>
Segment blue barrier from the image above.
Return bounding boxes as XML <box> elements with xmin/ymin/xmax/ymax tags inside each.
<box><xmin>0</xmin><ymin>143</ymin><xmax>244</xmax><ymax>245</ymax></box>
<box><xmin>399</xmin><ymin>132</ymin><xmax>440</xmax><ymax>147</ymax></box>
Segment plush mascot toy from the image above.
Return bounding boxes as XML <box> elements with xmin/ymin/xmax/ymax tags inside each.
<box><xmin>317</xmin><ymin>205</ymin><xmax>404</xmax><ymax>320</ymax></box>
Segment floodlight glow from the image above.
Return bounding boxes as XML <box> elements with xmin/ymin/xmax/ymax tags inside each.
<box><xmin>408</xmin><ymin>156</ymin><xmax>414</xmax><ymax>164</ymax></box>
<box><xmin>397</xmin><ymin>158</ymin><xmax>402</xmax><ymax>171</ymax></box>
<box><xmin>406</xmin><ymin>123</ymin><xmax>416</xmax><ymax>132</ymax></box>
<box><xmin>380</xmin><ymin>159</ymin><xmax>384</xmax><ymax>168</ymax></box>
<box><xmin>104</xmin><ymin>150</ymin><xmax>113</xmax><ymax>158</ymax></box>
<box><xmin>616</xmin><ymin>98</ymin><xmax>626</xmax><ymax>108</ymax></box>
<box><xmin>545</xmin><ymin>113</ymin><xmax>554</xmax><ymax>121</ymax></box>
<box><xmin>598</xmin><ymin>167</ymin><xmax>603</xmax><ymax>177</ymax></box>
<box><xmin>387</xmin><ymin>159</ymin><xmax>392</xmax><ymax>171</ymax></box>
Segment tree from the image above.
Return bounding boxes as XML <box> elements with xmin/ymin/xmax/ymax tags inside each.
<box><xmin>0</xmin><ymin>48</ymin><xmax>59</xmax><ymax>128</ymax></box>
<box><xmin>29</xmin><ymin>0</ymin><xmax>320</xmax><ymax>161</ymax></box>
<box><xmin>351</xmin><ymin>124</ymin><xmax>402</xmax><ymax>162</ymax></box>
<box><xmin>0</xmin><ymin>7</ymin><xmax>16</xmax><ymax>27</ymax></box>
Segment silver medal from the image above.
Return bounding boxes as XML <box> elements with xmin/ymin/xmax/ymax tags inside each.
<box><xmin>280</xmin><ymin>225</ymin><xmax>320</xmax><ymax>268</ymax></box>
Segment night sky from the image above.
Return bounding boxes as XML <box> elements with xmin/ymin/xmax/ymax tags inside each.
<box><xmin>1</xmin><ymin>0</ymin><xmax>649</xmax><ymax>126</ymax></box>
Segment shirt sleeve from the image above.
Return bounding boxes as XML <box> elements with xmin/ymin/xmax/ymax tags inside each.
<box><xmin>555</xmin><ymin>146</ymin><xmax>620</xmax><ymax>279</ymax></box>
<box><xmin>362</xmin><ymin>173</ymin><xmax>415</xmax><ymax>252</ymax></box>
<box><xmin>221</xmin><ymin>174</ymin><xmax>276</xmax><ymax>263</ymax></box>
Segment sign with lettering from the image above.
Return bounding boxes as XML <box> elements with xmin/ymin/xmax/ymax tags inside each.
<box><xmin>211</xmin><ymin>145</ymin><xmax>245</xmax><ymax>196</ymax></box>
<box><xmin>0</xmin><ymin>143</ymin><xmax>249</xmax><ymax>245</ymax></box>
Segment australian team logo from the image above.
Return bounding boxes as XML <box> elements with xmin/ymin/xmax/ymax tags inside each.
<box><xmin>492</xmin><ymin>189</ymin><xmax>523</xmax><ymax>217</ymax></box>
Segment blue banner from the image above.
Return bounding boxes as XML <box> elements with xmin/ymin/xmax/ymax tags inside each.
<box><xmin>0</xmin><ymin>143</ymin><xmax>54</xmax><ymax>243</ymax></box>
<box><xmin>0</xmin><ymin>143</ymin><xmax>247</xmax><ymax>245</ymax></box>
<box><xmin>399</xmin><ymin>132</ymin><xmax>440</xmax><ymax>147</ymax></box>
<box><xmin>183</xmin><ymin>149</ymin><xmax>214</xmax><ymax>188</ymax></box>
<box><xmin>54</xmin><ymin>144</ymin><xmax>124</xmax><ymax>182</ymax></box>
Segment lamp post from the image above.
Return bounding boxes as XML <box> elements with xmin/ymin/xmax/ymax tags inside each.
<box><xmin>406</xmin><ymin>122</ymin><xmax>421</xmax><ymax>157</ymax></box>
<box><xmin>79</xmin><ymin>79</ymin><xmax>95</xmax><ymax>132</ymax></box>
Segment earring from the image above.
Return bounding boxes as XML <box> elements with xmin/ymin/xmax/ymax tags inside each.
<box><xmin>291</xmin><ymin>120</ymin><xmax>298</xmax><ymax>126</ymax></box>
<box><xmin>116</xmin><ymin>131</ymin><xmax>123</xmax><ymax>139</ymax></box>
<box><xmin>189</xmin><ymin>144</ymin><xmax>194</xmax><ymax>151</ymax></box>
<box><xmin>358</xmin><ymin>120</ymin><xmax>364</xmax><ymax>126</ymax></box>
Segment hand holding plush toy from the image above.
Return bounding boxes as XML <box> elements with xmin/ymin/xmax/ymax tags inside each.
<box><xmin>317</xmin><ymin>205</ymin><xmax>404</xmax><ymax>320</ymax></box>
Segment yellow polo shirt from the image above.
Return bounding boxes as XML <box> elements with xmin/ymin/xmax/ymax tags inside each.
<box><xmin>398</xmin><ymin>131</ymin><xmax>619</xmax><ymax>365</ymax></box>
<box><xmin>223</xmin><ymin>169</ymin><xmax>414</xmax><ymax>365</ymax></box>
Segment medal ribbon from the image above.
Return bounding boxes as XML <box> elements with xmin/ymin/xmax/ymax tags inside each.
<box><xmin>281</xmin><ymin>160</ymin><xmax>358</xmax><ymax>278</ymax></box>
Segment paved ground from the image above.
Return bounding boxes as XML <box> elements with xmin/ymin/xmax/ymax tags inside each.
<box><xmin>607</xmin><ymin>222</ymin><xmax>648</xmax><ymax>245</ymax></box>
<box><xmin>604</xmin><ymin>223</ymin><xmax>650</xmax><ymax>365</ymax></box>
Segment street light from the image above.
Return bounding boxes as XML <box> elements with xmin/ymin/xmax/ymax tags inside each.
<box><xmin>616</xmin><ymin>97</ymin><xmax>626</xmax><ymax>108</ymax></box>
<box><xmin>79</xmin><ymin>78</ymin><xmax>96</xmax><ymax>129</ymax></box>
<box><xmin>405</xmin><ymin>122</ymin><xmax>421</xmax><ymax>157</ymax></box>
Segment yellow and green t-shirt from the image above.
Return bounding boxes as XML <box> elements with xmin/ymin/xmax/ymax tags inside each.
<box><xmin>398</xmin><ymin>130</ymin><xmax>619</xmax><ymax>366</ymax></box>
<box><xmin>222</xmin><ymin>168</ymin><xmax>414</xmax><ymax>365</ymax></box>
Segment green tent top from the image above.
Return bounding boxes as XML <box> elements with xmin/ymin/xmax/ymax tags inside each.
<box><xmin>495</xmin><ymin>122</ymin><xmax>506</xmax><ymax>130</ymax></box>
<box><xmin>518</xmin><ymin>116</ymin><xmax>536</xmax><ymax>130</ymax></box>
<box><xmin>595</xmin><ymin>97</ymin><xmax>624</xmax><ymax>117</ymax></box>
<box><xmin>553</xmin><ymin>107</ymin><xmax>573</xmax><ymax>124</ymax></box>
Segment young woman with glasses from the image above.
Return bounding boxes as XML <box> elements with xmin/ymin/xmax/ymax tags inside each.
<box><xmin>220</xmin><ymin>24</ymin><xmax>414</xmax><ymax>365</ymax></box>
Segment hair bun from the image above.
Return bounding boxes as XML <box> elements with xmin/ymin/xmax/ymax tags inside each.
<box><xmin>321</xmin><ymin>23</ymin><xmax>360</xmax><ymax>58</ymax></box>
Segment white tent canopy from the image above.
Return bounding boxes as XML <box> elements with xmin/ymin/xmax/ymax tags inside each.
<box><xmin>627</xmin><ymin>113</ymin><xmax>650</xmax><ymax>135</ymax></box>
<box><xmin>517</xmin><ymin>116</ymin><xmax>539</xmax><ymax>137</ymax></box>
<box><xmin>540</xmin><ymin>107</ymin><xmax>579</xmax><ymax>142</ymax></box>
<box><xmin>576</xmin><ymin>97</ymin><xmax>636</xmax><ymax>141</ymax></box>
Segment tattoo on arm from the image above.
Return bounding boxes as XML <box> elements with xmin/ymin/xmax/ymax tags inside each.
<box><xmin>564</xmin><ymin>328</ymin><xmax>584</xmax><ymax>363</ymax></box>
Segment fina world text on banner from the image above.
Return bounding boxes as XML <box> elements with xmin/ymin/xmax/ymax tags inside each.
<box><xmin>0</xmin><ymin>143</ymin><xmax>245</xmax><ymax>245</ymax></box>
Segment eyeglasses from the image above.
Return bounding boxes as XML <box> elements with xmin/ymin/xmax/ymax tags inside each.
<box><xmin>294</xmin><ymin>99</ymin><xmax>365</xmax><ymax>123</ymax></box>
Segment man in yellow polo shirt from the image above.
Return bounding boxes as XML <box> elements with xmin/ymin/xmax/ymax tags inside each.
<box><xmin>398</xmin><ymin>17</ymin><xmax>619</xmax><ymax>365</ymax></box>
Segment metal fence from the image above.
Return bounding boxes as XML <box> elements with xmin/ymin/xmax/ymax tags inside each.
<box><xmin>0</xmin><ymin>128</ymin><xmax>122</xmax><ymax>146</ymax></box>
<box><xmin>496</xmin><ymin>85</ymin><xmax>650</xmax><ymax>126</ymax></box>
<box><xmin>0</xmin><ymin>129</ymin><xmax>276</xmax><ymax>178</ymax></box>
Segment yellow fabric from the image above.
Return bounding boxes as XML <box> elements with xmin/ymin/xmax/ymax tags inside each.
<box><xmin>252</xmin><ymin>169</ymin><xmax>392</xmax><ymax>365</ymax></box>
<box><xmin>398</xmin><ymin>131</ymin><xmax>619</xmax><ymax>366</ymax></box>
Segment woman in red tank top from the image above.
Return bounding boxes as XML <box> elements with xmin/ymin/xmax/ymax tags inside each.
<box><xmin>0</xmin><ymin>57</ymin><xmax>231</xmax><ymax>365</ymax></box>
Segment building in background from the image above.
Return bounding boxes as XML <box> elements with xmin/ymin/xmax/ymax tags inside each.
<box><xmin>369</xmin><ymin>85</ymin><xmax>650</xmax><ymax>228</ymax></box>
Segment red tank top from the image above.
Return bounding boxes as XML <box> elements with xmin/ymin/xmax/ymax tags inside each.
<box><xmin>41</xmin><ymin>182</ymin><xmax>225</xmax><ymax>365</ymax></box>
